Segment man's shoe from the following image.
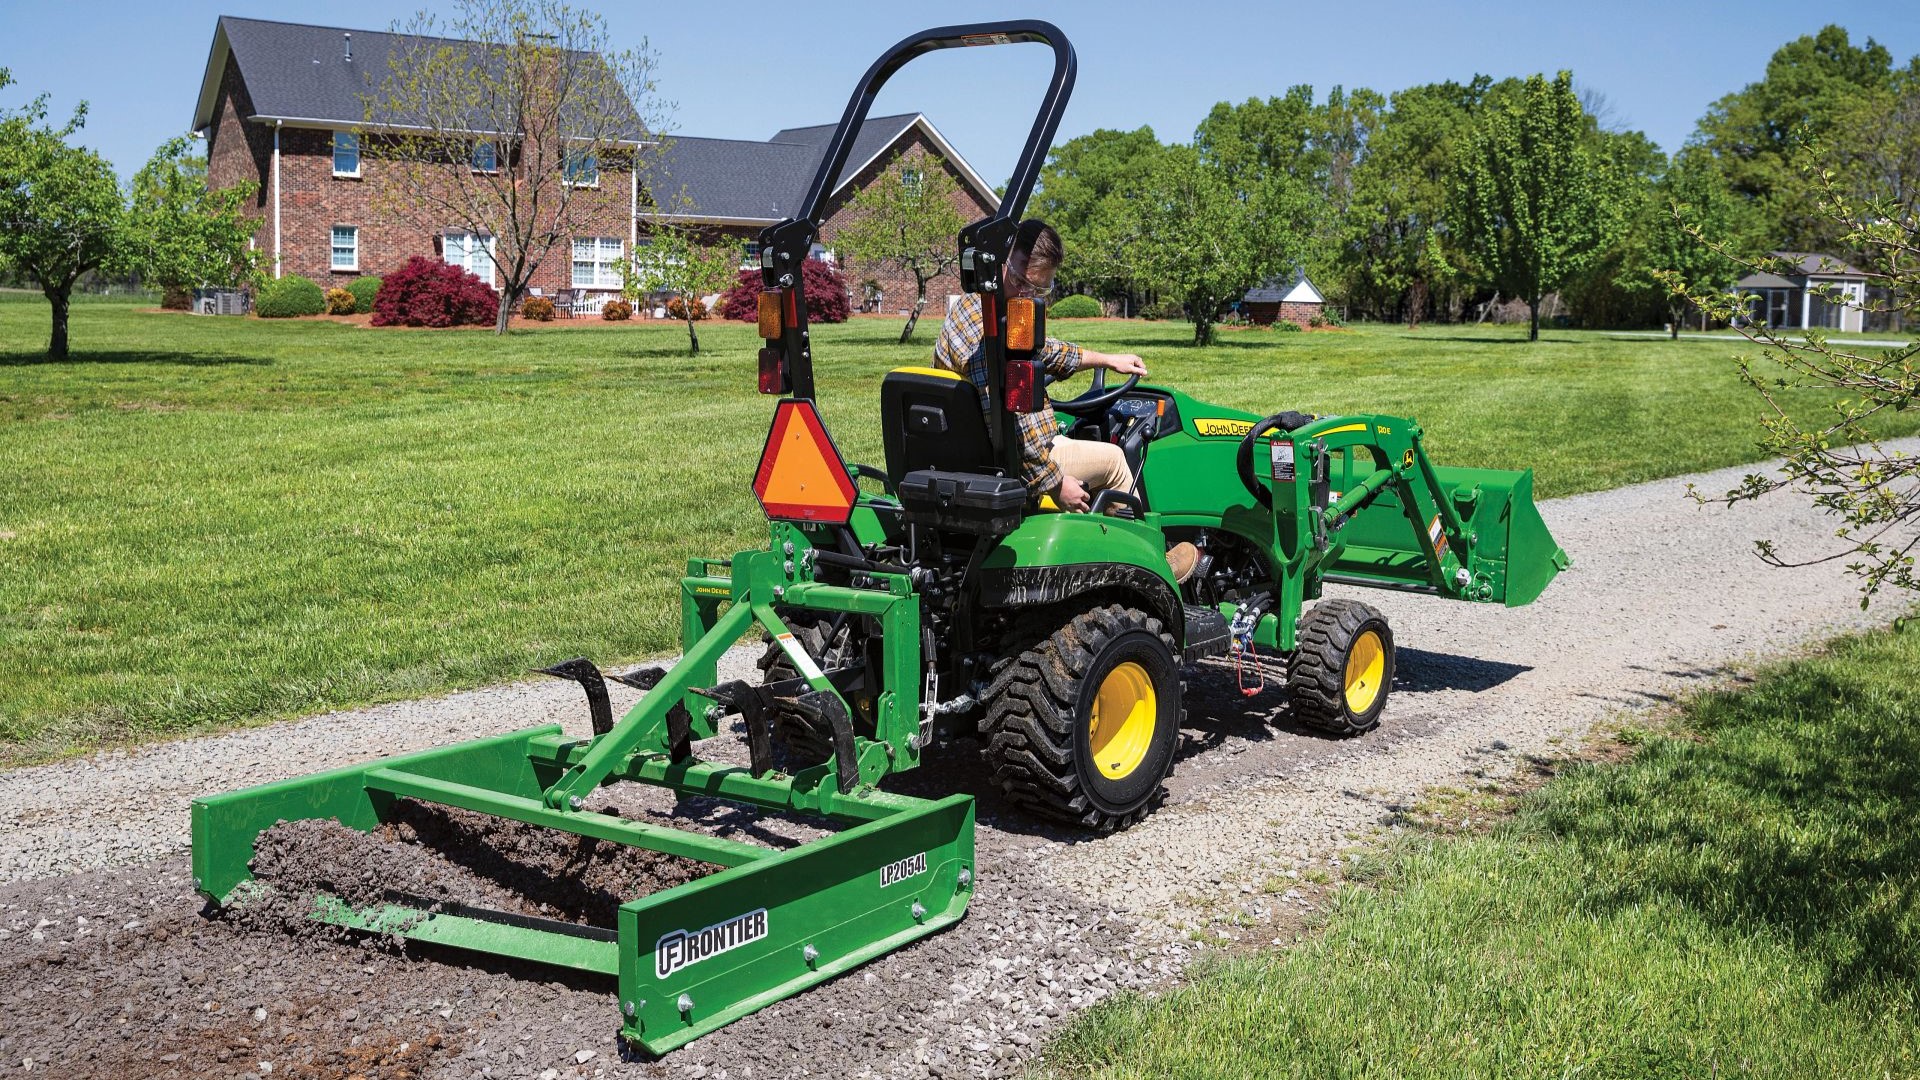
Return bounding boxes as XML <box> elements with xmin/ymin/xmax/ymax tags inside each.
<box><xmin>1166</xmin><ymin>542</ymin><xmax>1199</xmax><ymax>585</ymax></box>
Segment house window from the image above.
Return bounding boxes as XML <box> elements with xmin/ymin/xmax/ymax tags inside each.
<box><xmin>742</xmin><ymin>241</ymin><xmax>762</xmax><ymax>268</ymax></box>
<box><xmin>331</xmin><ymin>225</ymin><xmax>359</xmax><ymax>271</ymax></box>
<box><xmin>900</xmin><ymin>166</ymin><xmax>922</xmax><ymax>202</ymax></box>
<box><xmin>572</xmin><ymin>236</ymin><xmax>623</xmax><ymax>288</ymax></box>
<box><xmin>444</xmin><ymin>231</ymin><xmax>496</xmax><ymax>287</ymax></box>
<box><xmin>471</xmin><ymin>141</ymin><xmax>498</xmax><ymax>172</ymax></box>
<box><xmin>332</xmin><ymin>131</ymin><xmax>360</xmax><ymax>177</ymax></box>
<box><xmin>562</xmin><ymin>149</ymin><xmax>599</xmax><ymax>187</ymax></box>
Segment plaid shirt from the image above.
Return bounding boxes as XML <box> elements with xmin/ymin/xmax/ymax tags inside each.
<box><xmin>932</xmin><ymin>292</ymin><xmax>1083</xmax><ymax>497</ymax></box>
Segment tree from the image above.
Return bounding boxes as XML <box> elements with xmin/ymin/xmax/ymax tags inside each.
<box><xmin>833</xmin><ymin>152</ymin><xmax>967</xmax><ymax>342</ymax></box>
<box><xmin>629</xmin><ymin>195</ymin><xmax>742</xmax><ymax>355</ymax></box>
<box><xmin>0</xmin><ymin>70</ymin><xmax>124</xmax><ymax>359</ymax></box>
<box><xmin>124</xmin><ymin>137</ymin><xmax>264</xmax><ymax>305</ymax></box>
<box><xmin>1034</xmin><ymin>127</ymin><xmax>1162</xmax><ymax>245</ymax></box>
<box><xmin>1033</xmin><ymin>129</ymin><xmax>1166</xmax><ymax>309</ymax></box>
<box><xmin>1105</xmin><ymin>145</ymin><xmax>1283</xmax><ymax>346</ymax></box>
<box><xmin>1676</xmin><ymin>158</ymin><xmax>1920</xmax><ymax>605</ymax></box>
<box><xmin>1453</xmin><ymin>71</ymin><xmax>1624</xmax><ymax>340</ymax></box>
<box><xmin>1343</xmin><ymin>79</ymin><xmax>1486</xmax><ymax>326</ymax></box>
<box><xmin>1694</xmin><ymin>26</ymin><xmax>1898</xmax><ymax>251</ymax></box>
<box><xmin>1620</xmin><ymin>149</ymin><xmax>1753</xmax><ymax>338</ymax></box>
<box><xmin>1823</xmin><ymin>65</ymin><xmax>1920</xmax><ymax>279</ymax></box>
<box><xmin>365</xmin><ymin>0</ymin><xmax>665</xmax><ymax>333</ymax></box>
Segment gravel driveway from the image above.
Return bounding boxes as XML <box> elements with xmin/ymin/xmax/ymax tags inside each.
<box><xmin>3</xmin><ymin>446</ymin><xmax>1913</xmax><ymax>1080</ymax></box>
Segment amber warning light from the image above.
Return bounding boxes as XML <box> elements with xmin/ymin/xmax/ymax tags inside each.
<box><xmin>752</xmin><ymin>399</ymin><xmax>858</xmax><ymax>524</ymax></box>
<box><xmin>758</xmin><ymin>290</ymin><xmax>786</xmax><ymax>339</ymax></box>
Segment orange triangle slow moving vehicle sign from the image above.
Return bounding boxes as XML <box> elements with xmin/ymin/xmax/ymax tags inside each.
<box><xmin>753</xmin><ymin>399</ymin><xmax>859</xmax><ymax>525</ymax></box>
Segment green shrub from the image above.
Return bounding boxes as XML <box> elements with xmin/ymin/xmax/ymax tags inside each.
<box><xmin>1140</xmin><ymin>298</ymin><xmax>1184</xmax><ymax>321</ymax></box>
<box><xmin>324</xmin><ymin>288</ymin><xmax>356</xmax><ymax>316</ymax></box>
<box><xmin>602</xmin><ymin>299</ymin><xmax>633</xmax><ymax>321</ymax></box>
<box><xmin>1276</xmin><ymin>319</ymin><xmax>1303</xmax><ymax>332</ymax></box>
<box><xmin>1050</xmin><ymin>294</ymin><xmax>1102</xmax><ymax>319</ymax></box>
<box><xmin>522</xmin><ymin>296</ymin><xmax>556</xmax><ymax>321</ymax></box>
<box><xmin>254</xmin><ymin>275</ymin><xmax>326</xmax><ymax>318</ymax></box>
<box><xmin>345</xmin><ymin>275</ymin><xmax>382</xmax><ymax>312</ymax></box>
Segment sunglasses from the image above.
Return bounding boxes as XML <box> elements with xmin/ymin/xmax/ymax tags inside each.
<box><xmin>1010</xmin><ymin>269</ymin><xmax>1056</xmax><ymax>299</ymax></box>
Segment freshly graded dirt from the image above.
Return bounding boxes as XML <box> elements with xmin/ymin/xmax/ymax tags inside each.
<box><xmin>3</xmin><ymin>446</ymin><xmax>1916</xmax><ymax>1079</ymax></box>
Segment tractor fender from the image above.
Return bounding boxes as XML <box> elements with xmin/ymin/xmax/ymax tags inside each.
<box><xmin>975</xmin><ymin>514</ymin><xmax>1184</xmax><ymax>640</ymax></box>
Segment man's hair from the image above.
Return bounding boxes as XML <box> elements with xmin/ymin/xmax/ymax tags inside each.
<box><xmin>1015</xmin><ymin>219</ymin><xmax>1064</xmax><ymax>268</ymax></box>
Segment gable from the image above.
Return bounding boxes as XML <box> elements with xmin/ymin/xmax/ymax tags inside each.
<box><xmin>650</xmin><ymin>114</ymin><xmax>999</xmax><ymax>225</ymax></box>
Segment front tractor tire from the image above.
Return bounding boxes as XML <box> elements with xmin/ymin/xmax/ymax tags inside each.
<box><xmin>983</xmin><ymin>604</ymin><xmax>1183</xmax><ymax>832</ymax></box>
<box><xmin>1288</xmin><ymin>599</ymin><xmax>1394</xmax><ymax>736</ymax></box>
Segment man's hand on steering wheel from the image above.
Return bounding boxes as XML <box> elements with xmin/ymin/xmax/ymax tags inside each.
<box><xmin>1047</xmin><ymin>349</ymin><xmax>1146</xmax><ymax>416</ymax></box>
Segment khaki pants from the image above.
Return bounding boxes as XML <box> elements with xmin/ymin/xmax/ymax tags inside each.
<box><xmin>1051</xmin><ymin>435</ymin><xmax>1136</xmax><ymax>495</ymax></box>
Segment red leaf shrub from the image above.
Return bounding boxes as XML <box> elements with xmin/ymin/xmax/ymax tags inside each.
<box><xmin>602</xmin><ymin>299</ymin><xmax>633</xmax><ymax>321</ymax></box>
<box><xmin>522</xmin><ymin>296</ymin><xmax>556</xmax><ymax>321</ymax></box>
<box><xmin>371</xmin><ymin>256</ymin><xmax>500</xmax><ymax>328</ymax></box>
<box><xmin>717</xmin><ymin>259</ymin><xmax>849</xmax><ymax>324</ymax></box>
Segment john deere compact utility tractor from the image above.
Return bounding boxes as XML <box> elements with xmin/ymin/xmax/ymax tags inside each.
<box><xmin>193</xmin><ymin>20</ymin><xmax>1567</xmax><ymax>1054</ymax></box>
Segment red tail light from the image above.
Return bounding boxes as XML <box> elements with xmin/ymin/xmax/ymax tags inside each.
<box><xmin>758</xmin><ymin>346</ymin><xmax>789</xmax><ymax>395</ymax></box>
<box><xmin>1004</xmin><ymin>358</ymin><xmax>1040</xmax><ymax>413</ymax></box>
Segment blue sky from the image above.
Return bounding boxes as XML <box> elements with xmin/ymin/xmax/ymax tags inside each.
<box><xmin>6</xmin><ymin>1</ymin><xmax>1919</xmax><ymax>185</ymax></box>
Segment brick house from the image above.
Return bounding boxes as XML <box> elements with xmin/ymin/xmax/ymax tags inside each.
<box><xmin>1241</xmin><ymin>271</ymin><xmax>1326</xmax><ymax>328</ymax></box>
<box><xmin>647</xmin><ymin>114</ymin><xmax>1001</xmax><ymax>312</ymax></box>
<box><xmin>190</xmin><ymin>16</ymin><xmax>998</xmax><ymax>312</ymax></box>
<box><xmin>191</xmin><ymin>16</ymin><xmax>645</xmax><ymax>299</ymax></box>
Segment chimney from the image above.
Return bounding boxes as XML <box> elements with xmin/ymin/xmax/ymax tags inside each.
<box><xmin>343</xmin><ymin>32</ymin><xmax>352</xmax><ymax>63</ymax></box>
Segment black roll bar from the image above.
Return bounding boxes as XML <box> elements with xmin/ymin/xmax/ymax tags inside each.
<box><xmin>758</xmin><ymin>20</ymin><xmax>1076</xmax><ymax>452</ymax></box>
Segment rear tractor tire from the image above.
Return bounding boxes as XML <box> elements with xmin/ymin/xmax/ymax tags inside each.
<box><xmin>982</xmin><ymin>604</ymin><xmax>1183</xmax><ymax>832</ymax></box>
<box><xmin>756</xmin><ymin>611</ymin><xmax>861</xmax><ymax>766</ymax></box>
<box><xmin>1288</xmin><ymin>599</ymin><xmax>1393</xmax><ymax>736</ymax></box>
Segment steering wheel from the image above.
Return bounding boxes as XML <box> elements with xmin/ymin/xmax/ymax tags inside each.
<box><xmin>1046</xmin><ymin>365</ymin><xmax>1139</xmax><ymax>417</ymax></box>
<box><xmin>1234</xmin><ymin>411</ymin><xmax>1316</xmax><ymax>508</ymax></box>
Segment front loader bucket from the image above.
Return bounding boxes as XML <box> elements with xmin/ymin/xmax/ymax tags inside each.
<box><xmin>1330</xmin><ymin>464</ymin><xmax>1568</xmax><ymax>606</ymax></box>
<box><xmin>191</xmin><ymin>726</ymin><xmax>974</xmax><ymax>1055</ymax></box>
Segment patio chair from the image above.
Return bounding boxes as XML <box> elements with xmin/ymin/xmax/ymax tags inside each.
<box><xmin>553</xmin><ymin>289</ymin><xmax>577</xmax><ymax>319</ymax></box>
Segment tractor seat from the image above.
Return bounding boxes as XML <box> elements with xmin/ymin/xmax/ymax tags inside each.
<box><xmin>881</xmin><ymin>367</ymin><xmax>1027</xmax><ymax>534</ymax></box>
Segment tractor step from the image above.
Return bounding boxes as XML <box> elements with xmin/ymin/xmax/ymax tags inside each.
<box><xmin>1182</xmin><ymin>604</ymin><xmax>1232</xmax><ymax>661</ymax></box>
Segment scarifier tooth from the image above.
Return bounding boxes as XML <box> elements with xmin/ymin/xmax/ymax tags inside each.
<box><xmin>535</xmin><ymin>656</ymin><xmax>615</xmax><ymax>736</ymax></box>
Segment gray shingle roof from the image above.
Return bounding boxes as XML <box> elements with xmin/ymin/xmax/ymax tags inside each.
<box><xmin>196</xmin><ymin>15</ymin><xmax>645</xmax><ymax>140</ymax></box>
<box><xmin>648</xmin><ymin>136</ymin><xmax>820</xmax><ymax>221</ymax></box>
<box><xmin>1736</xmin><ymin>251</ymin><xmax>1873</xmax><ymax>289</ymax></box>
<box><xmin>651</xmin><ymin>113</ymin><xmax>952</xmax><ymax>223</ymax></box>
<box><xmin>1243</xmin><ymin>270</ymin><xmax>1321</xmax><ymax>304</ymax></box>
<box><xmin>1774</xmin><ymin>250</ymin><xmax>1870</xmax><ymax>278</ymax></box>
<box><xmin>1734</xmin><ymin>271</ymin><xmax>1799</xmax><ymax>289</ymax></box>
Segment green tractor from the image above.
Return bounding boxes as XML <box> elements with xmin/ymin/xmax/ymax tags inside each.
<box><xmin>191</xmin><ymin>20</ymin><xmax>1566</xmax><ymax>1054</ymax></box>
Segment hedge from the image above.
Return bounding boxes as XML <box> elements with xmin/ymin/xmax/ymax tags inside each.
<box><xmin>1050</xmin><ymin>294</ymin><xmax>1102</xmax><ymax>318</ymax></box>
<box><xmin>255</xmin><ymin>275</ymin><xmax>326</xmax><ymax>318</ymax></box>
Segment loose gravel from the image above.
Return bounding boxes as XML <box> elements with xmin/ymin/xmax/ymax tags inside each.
<box><xmin>3</xmin><ymin>446</ymin><xmax>1915</xmax><ymax>1079</ymax></box>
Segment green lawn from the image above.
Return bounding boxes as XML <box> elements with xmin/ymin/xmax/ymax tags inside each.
<box><xmin>2</xmin><ymin>301</ymin><xmax>1915</xmax><ymax>760</ymax></box>
<box><xmin>1043</xmin><ymin>623</ymin><xmax>1920</xmax><ymax>1079</ymax></box>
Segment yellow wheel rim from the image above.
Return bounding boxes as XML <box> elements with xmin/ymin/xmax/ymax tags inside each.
<box><xmin>1344</xmin><ymin>630</ymin><xmax>1386</xmax><ymax>714</ymax></box>
<box><xmin>1088</xmin><ymin>661</ymin><xmax>1157</xmax><ymax>780</ymax></box>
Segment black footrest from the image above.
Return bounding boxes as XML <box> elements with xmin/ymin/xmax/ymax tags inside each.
<box><xmin>1182</xmin><ymin>605</ymin><xmax>1232</xmax><ymax>662</ymax></box>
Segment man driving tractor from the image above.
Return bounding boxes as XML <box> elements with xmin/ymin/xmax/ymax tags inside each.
<box><xmin>932</xmin><ymin>219</ymin><xmax>1200</xmax><ymax>583</ymax></box>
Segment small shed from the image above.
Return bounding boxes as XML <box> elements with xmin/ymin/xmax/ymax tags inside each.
<box><xmin>1242</xmin><ymin>271</ymin><xmax>1324</xmax><ymax>327</ymax></box>
<box><xmin>1735</xmin><ymin>251</ymin><xmax>1870</xmax><ymax>332</ymax></box>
